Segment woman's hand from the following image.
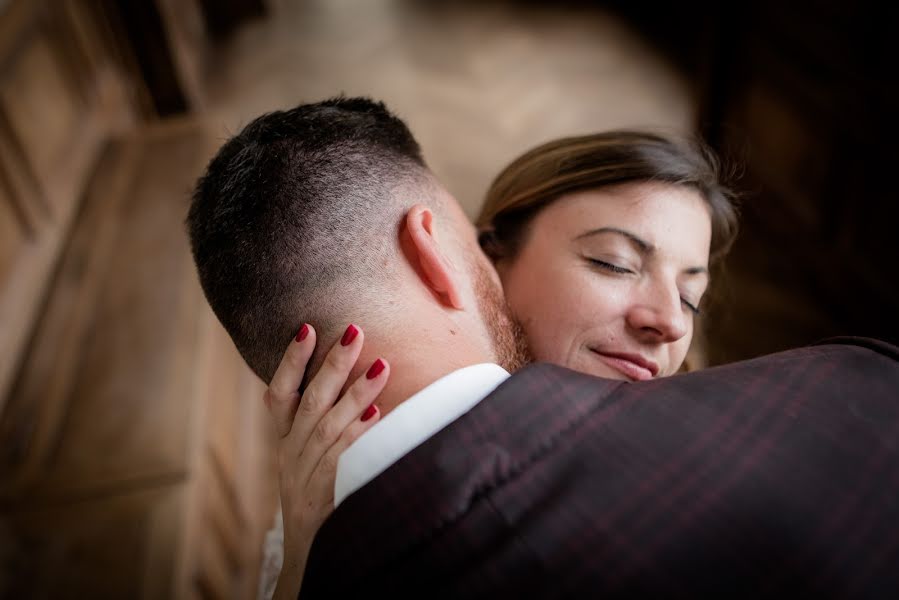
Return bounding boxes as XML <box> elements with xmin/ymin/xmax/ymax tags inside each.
<box><xmin>266</xmin><ymin>323</ymin><xmax>389</xmax><ymax>600</ymax></box>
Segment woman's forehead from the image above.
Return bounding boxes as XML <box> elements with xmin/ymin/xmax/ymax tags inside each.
<box><xmin>536</xmin><ymin>183</ymin><xmax>713</xmax><ymax>258</ymax></box>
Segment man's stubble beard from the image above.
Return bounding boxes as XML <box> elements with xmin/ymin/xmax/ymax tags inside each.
<box><xmin>473</xmin><ymin>256</ymin><xmax>533</xmax><ymax>373</ymax></box>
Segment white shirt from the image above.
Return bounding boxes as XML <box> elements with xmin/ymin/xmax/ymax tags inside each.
<box><xmin>335</xmin><ymin>362</ymin><xmax>510</xmax><ymax>506</ymax></box>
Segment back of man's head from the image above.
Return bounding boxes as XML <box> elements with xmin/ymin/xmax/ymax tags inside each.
<box><xmin>188</xmin><ymin>97</ymin><xmax>439</xmax><ymax>382</ymax></box>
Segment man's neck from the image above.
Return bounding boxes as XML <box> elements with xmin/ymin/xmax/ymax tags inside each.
<box><xmin>351</xmin><ymin>334</ymin><xmax>496</xmax><ymax>417</ymax></box>
<box><xmin>383</xmin><ymin>358</ymin><xmax>485</xmax><ymax>416</ymax></box>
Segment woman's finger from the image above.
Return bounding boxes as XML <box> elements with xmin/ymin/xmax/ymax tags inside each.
<box><xmin>290</xmin><ymin>323</ymin><xmax>365</xmax><ymax>448</ymax></box>
<box><xmin>266</xmin><ymin>323</ymin><xmax>317</xmax><ymax>438</ymax></box>
<box><xmin>305</xmin><ymin>400</ymin><xmax>383</xmax><ymax>506</ymax></box>
<box><xmin>288</xmin><ymin>356</ymin><xmax>390</xmax><ymax>477</ymax></box>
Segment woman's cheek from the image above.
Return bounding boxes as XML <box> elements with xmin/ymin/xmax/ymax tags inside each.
<box><xmin>576</xmin><ymin>275</ymin><xmax>630</xmax><ymax>320</ymax></box>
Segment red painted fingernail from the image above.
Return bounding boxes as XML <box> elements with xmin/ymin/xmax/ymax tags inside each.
<box><xmin>341</xmin><ymin>324</ymin><xmax>359</xmax><ymax>346</ymax></box>
<box><xmin>296</xmin><ymin>323</ymin><xmax>309</xmax><ymax>342</ymax></box>
<box><xmin>366</xmin><ymin>358</ymin><xmax>386</xmax><ymax>380</ymax></box>
<box><xmin>361</xmin><ymin>404</ymin><xmax>377</xmax><ymax>422</ymax></box>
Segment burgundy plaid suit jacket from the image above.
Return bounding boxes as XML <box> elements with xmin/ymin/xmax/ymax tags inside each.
<box><xmin>300</xmin><ymin>338</ymin><xmax>899</xmax><ymax>599</ymax></box>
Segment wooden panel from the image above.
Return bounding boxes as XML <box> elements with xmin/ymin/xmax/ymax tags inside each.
<box><xmin>196</xmin><ymin>0</ymin><xmax>267</xmax><ymax>40</ymax></box>
<box><xmin>44</xmin><ymin>128</ymin><xmax>208</xmax><ymax>489</ymax></box>
<box><xmin>0</xmin><ymin>119</ymin><xmax>105</xmax><ymax>416</ymax></box>
<box><xmin>205</xmin><ymin>323</ymin><xmax>243</xmax><ymax>501</ymax></box>
<box><xmin>193</xmin><ymin>449</ymin><xmax>244</xmax><ymax>599</ymax></box>
<box><xmin>0</xmin><ymin>4</ymin><xmax>277</xmax><ymax>598</ymax></box>
<box><xmin>204</xmin><ymin>454</ymin><xmax>245</xmax><ymax>572</ymax></box>
<box><xmin>198</xmin><ymin>309</ymin><xmax>278</xmax><ymax>599</ymax></box>
<box><xmin>0</xmin><ymin>138</ymin><xmax>140</xmax><ymax>495</ymax></box>
<box><xmin>105</xmin><ymin>1</ymin><xmax>195</xmax><ymax>117</ymax></box>
<box><xmin>232</xmin><ymin>356</ymin><xmax>276</xmax><ymax>600</ymax></box>
<box><xmin>0</xmin><ymin>123</ymin><xmax>214</xmax><ymax>498</ymax></box>
<box><xmin>0</xmin><ymin>178</ymin><xmax>25</xmax><ymax>286</ymax></box>
<box><xmin>0</xmin><ymin>109</ymin><xmax>47</xmax><ymax>229</ymax></box>
<box><xmin>0</xmin><ymin>31</ymin><xmax>81</xmax><ymax>196</ymax></box>
<box><xmin>195</xmin><ymin>425</ymin><xmax>247</xmax><ymax>598</ymax></box>
<box><xmin>196</xmin><ymin>526</ymin><xmax>237</xmax><ymax>600</ymax></box>
<box><xmin>60</xmin><ymin>0</ymin><xmax>144</xmax><ymax>132</ymax></box>
<box><xmin>2</xmin><ymin>485</ymin><xmax>186</xmax><ymax>600</ymax></box>
<box><xmin>156</xmin><ymin>0</ymin><xmax>209</xmax><ymax>110</ymax></box>
<box><xmin>0</xmin><ymin>0</ymin><xmax>134</xmax><ymax>410</ymax></box>
<box><xmin>200</xmin><ymin>311</ymin><xmax>278</xmax><ymax>600</ymax></box>
<box><xmin>0</xmin><ymin>119</ymin><xmax>278</xmax><ymax>599</ymax></box>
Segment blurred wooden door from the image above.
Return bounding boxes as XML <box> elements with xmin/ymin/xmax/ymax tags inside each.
<box><xmin>0</xmin><ymin>0</ymin><xmax>134</xmax><ymax>409</ymax></box>
<box><xmin>0</xmin><ymin>2</ymin><xmax>276</xmax><ymax>598</ymax></box>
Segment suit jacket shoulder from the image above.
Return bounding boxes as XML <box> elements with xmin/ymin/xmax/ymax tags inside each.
<box><xmin>301</xmin><ymin>339</ymin><xmax>899</xmax><ymax>599</ymax></box>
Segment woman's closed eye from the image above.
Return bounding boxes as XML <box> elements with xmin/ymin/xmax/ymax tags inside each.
<box><xmin>681</xmin><ymin>297</ymin><xmax>700</xmax><ymax>315</ymax></box>
<box><xmin>587</xmin><ymin>257</ymin><xmax>634</xmax><ymax>275</ymax></box>
<box><xmin>587</xmin><ymin>257</ymin><xmax>700</xmax><ymax>315</ymax></box>
<box><xmin>588</xmin><ymin>256</ymin><xmax>702</xmax><ymax>315</ymax></box>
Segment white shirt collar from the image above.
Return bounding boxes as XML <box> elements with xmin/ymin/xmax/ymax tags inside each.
<box><xmin>334</xmin><ymin>363</ymin><xmax>510</xmax><ymax>507</ymax></box>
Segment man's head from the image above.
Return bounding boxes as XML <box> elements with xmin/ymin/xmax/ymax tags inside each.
<box><xmin>188</xmin><ymin>97</ymin><xmax>528</xmax><ymax>386</ymax></box>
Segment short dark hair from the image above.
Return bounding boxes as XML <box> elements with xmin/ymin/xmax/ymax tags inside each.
<box><xmin>187</xmin><ymin>97</ymin><xmax>430</xmax><ymax>382</ymax></box>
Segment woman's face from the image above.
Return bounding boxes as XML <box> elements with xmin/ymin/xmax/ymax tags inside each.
<box><xmin>495</xmin><ymin>182</ymin><xmax>712</xmax><ymax>380</ymax></box>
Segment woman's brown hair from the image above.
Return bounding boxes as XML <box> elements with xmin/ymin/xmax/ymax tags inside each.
<box><xmin>476</xmin><ymin>130</ymin><xmax>738</xmax><ymax>267</ymax></box>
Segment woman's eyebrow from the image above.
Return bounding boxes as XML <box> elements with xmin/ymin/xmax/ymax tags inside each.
<box><xmin>576</xmin><ymin>227</ymin><xmax>709</xmax><ymax>276</ymax></box>
<box><xmin>574</xmin><ymin>227</ymin><xmax>653</xmax><ymax>252</ymax></box>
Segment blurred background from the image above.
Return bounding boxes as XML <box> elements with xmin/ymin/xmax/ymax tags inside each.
<box><xmin>0</xmin><ymin>0</ymin><xmax>896</xmax><ymax>597</ymax></box>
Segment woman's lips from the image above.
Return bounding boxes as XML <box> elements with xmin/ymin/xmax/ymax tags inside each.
<box><xmin>589</xmin><ymin>350</ymin><xmax>658</xmax><ymax>381</ymax></box>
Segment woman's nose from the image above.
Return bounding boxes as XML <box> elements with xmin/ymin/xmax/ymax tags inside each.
<box><xmin>625</xmin><ymin>282</ymin><xmax>689</xmax><ymax>343</ymax></box>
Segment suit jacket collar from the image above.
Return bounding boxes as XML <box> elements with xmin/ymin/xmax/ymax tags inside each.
<box><xmin>302</xmin><ymin>362</ymin><xmax>623</xmax><ymax>593</ymax></box>
<box><xmin>335</xmin><ymin>363</ymin><xmax>510</xmax><ymax>506</ymax></box>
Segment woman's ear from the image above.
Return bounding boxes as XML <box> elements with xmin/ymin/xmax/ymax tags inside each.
<box><xmin>402</xmin><ymin>204</ymin><xmax>465</xmax><ymax>309</ymax></box>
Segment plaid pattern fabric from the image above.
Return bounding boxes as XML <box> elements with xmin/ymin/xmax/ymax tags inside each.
<box><xmin>300</xmin><ymin>338</ymin><xmax>899</xmax><ymax>599</ymax></box>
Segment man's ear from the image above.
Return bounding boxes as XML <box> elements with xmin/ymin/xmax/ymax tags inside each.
<box><xmin>401</xmin><ymin>204</ymin><xmax>465</xmax><ymax>309</ymax></box>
